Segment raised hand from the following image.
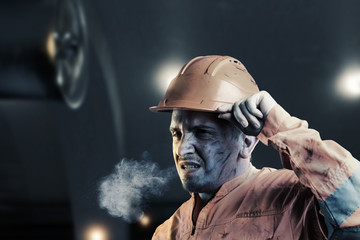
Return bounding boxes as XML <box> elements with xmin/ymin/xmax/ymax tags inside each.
<box><xmin>217</xmin><ymin>91</ymin><xmax>277</xmax><ymax>136</ymax></box>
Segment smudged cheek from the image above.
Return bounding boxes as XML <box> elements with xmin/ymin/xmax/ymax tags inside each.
<box><xmin>198</xmin><ymin>139</ymin><xmax>236</xmax><ymax>167</ymax></box>
<box><xmin>207</xmin><ymin>146</ymin><xmax>239</xmax><ymax>179</ymax></box>
<box><xmin>202</xmin><ymin>141</ymin><xmax>223</xmax><ymax>160</ymax></box>
<box><xmin>205</xmin><ymin>138</ymin><xmax>237</xmax><ymax>157</ymax></box>
<box><xmin>204</xmin><ymin>147</ymin><xmax>232</xmax><ymax>172</ymax></box>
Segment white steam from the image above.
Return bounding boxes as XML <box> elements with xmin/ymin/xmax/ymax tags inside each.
<box><xmin>98</xmin><ymin>153</ymin><xmax>176</xmax><ymax>223</ymax></box>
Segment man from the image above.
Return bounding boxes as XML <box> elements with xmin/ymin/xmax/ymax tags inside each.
<box><xmin>150</xmin><ymin>55</ymin><xmax>360</xmax><ymax>239</ymax></box>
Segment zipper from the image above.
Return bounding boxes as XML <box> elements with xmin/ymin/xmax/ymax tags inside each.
<box><xmin>191</xmin><ymin>194</ymin><xmax>198</xmax><ymax>236</ymax></box>
<box><xmin>191</xmin><ymin>193</ymin><xmax>211</xmax><ymax>237</ymax></box>
<box><xmin>191</xmin><ymin>224</ymin><xmax>196</xmax><ymax>235</ymax></box>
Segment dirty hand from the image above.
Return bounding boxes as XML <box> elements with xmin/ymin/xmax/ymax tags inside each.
<box><xmin>217</xmin><ymin>91</ymin><xmax>277</xmax><ymax>136</ymax></box>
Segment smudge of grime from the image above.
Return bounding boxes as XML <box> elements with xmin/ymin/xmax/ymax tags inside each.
<box><xmin>221</xmin><ymin>232</ymin><xmax>229</xmax><ymax>238</ymax></box>
<box><xmin>304</xmin><ymin>147</ymin><xmax>313</xmax><ymax>163</ymax></box>
<box><xmin>305</xmin><ymin>147</ymin><xmax>314</xmax><ymax>157</ymax></box>
<box><xmin>322</xmin><ymin>168</ymin><xmax>330</xmax><ymax>178</ymax></box>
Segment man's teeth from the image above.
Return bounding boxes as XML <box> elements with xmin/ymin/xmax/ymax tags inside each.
<box><xmin>181</xmin><ymin>163</ymin><xmax>200</xmax><ymax>169</ymax></box>
<box><xmin>183</xmin><ymin>165</ymin><xmax>198</xmax><ymax>169</ymax></box>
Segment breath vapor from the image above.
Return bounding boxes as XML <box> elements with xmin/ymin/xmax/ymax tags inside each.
<box><xmin>98</xmin><ymin>153</ymin><xmax>176</xmax><ymax>223</ymax></box>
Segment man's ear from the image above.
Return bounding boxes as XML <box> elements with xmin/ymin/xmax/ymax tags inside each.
<box><xmin>239</xmin><ymin>133</ymin><xmax>259</xmax><ymax>158</ymax></box>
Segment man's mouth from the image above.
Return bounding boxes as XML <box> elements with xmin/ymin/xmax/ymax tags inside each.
<box><xmin>180</xmin><ymin>161</ymin><xmax>201</xmax><ymax>170</ymax></box>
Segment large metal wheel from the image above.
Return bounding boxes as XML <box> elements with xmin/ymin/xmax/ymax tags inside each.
<box><xmin>54</xmin><ymin>0</ymin><xmax>87</xmax><ymax>109</ymax></box>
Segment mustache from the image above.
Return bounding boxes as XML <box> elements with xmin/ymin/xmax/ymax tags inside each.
<box><xmin>178</xmin><ymin>154</ymin><xmax>202</xmax><ymax>163</ymax></box>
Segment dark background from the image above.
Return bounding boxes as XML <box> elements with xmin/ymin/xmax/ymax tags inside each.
<box><xmin>1</xmin><ymin>0</ymin><xmax>360</xmax><ymax>239</ymax></box>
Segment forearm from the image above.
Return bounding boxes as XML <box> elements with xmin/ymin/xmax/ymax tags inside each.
<box><xmin>258</xmin><ymin>104</ymin><xmax>360</xmax><ymax>238</ymax></box>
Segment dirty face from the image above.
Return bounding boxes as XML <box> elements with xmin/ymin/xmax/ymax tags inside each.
<box><xmin>170</xmin><ymin>110</ymin><xmax>245</xmax><ymax>194</ymax></box>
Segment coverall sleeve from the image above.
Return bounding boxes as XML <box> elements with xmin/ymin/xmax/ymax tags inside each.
<box><xmin>257</xmin><ymin>104</ymin><xmax>360</xmax><ymax>239</ymax></box>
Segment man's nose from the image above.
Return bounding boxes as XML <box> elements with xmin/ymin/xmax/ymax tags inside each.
<box><xmin>176</xmin><ymin>133</ymin><xmax>195</xmax><ymax>157</ymax></box>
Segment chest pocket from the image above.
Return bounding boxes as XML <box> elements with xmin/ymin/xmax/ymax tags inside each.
<box><xmin>210</xmin><ymin>215</ymin><xmax>277</xmax><ymax>240</ymax></box>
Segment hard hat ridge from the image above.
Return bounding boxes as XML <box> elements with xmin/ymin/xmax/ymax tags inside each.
<box><xmin>150</xmin><ymin>55</ymin><xmax>259</xmax><ymax>112</ymax></box>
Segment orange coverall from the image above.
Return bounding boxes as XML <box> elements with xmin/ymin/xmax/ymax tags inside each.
<box><xmin>152</xmin><ymin>105</ymin><xmax>360</xmax><ymax>240</ymax></box>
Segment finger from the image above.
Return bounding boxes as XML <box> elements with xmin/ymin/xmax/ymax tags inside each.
<box><xmin>245</xmin><ymin>98</ymin><xmax>263</xmax><ymax>119</ymax></box>
<box><xmin>218</xmin><ymin>112</ymin><xmax>232</xmax><ymax>121</ymax></box>
<box><xmin>216</xmin><ymin>104</ymin><xmax>233</xmax><ymax>113</ymax></box>
<box><xmin>240</xmin><ymin>102</ymin><xmax>261</xmax><ymax>129</ymax></box>
<box><xmin>233</xmin><ymin>101</ymin><xmax>248</xmax><ymax>127</ymax></box>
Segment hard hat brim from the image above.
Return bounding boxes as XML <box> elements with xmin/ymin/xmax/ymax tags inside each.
<box><xmin>149</xmin><ymin>98</ymin><xmax>243</xmax><ymax>113</ymax></box>
<box><xmin>149</xmin><ymin>105</ymin><xmax>217</xmax><ymax>113</ymax></box>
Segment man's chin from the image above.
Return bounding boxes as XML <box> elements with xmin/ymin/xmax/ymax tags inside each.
<box><xmin>181</xmin><ymin>179</ymin><xmax>209</xmax><ymax>193</ymax></box>
<box><xmin>181</xmin><ymin>178</ymin><xmax>221</xmax><ymax>195</ymax></box>
<box><xmin>181</xmin><ymin>180</ymin><xmax>200</xmax><ymax>193</ymax></box>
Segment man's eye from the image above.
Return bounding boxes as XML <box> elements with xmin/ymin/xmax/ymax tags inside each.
<box><xmin>171</xmin><ymin>131</ymin><xmax>181</xmax><ymax>139</ymax></box>
<box><xmin>195</xmin><ymin>129</ymin><xmax>212</xmax><ymax>139</ymax></box>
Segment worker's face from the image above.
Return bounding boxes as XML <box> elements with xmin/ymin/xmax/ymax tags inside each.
<box><xmin>170</xmin><ymin>110</ymin><xmax>244</xmax><ymax>194</ymax></box>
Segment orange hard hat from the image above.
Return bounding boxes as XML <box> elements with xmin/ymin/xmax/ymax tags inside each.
<box><xmin>149</xmin><ymin>55</ymin><xmax>259</xmax><ymax>112</ymax></box>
